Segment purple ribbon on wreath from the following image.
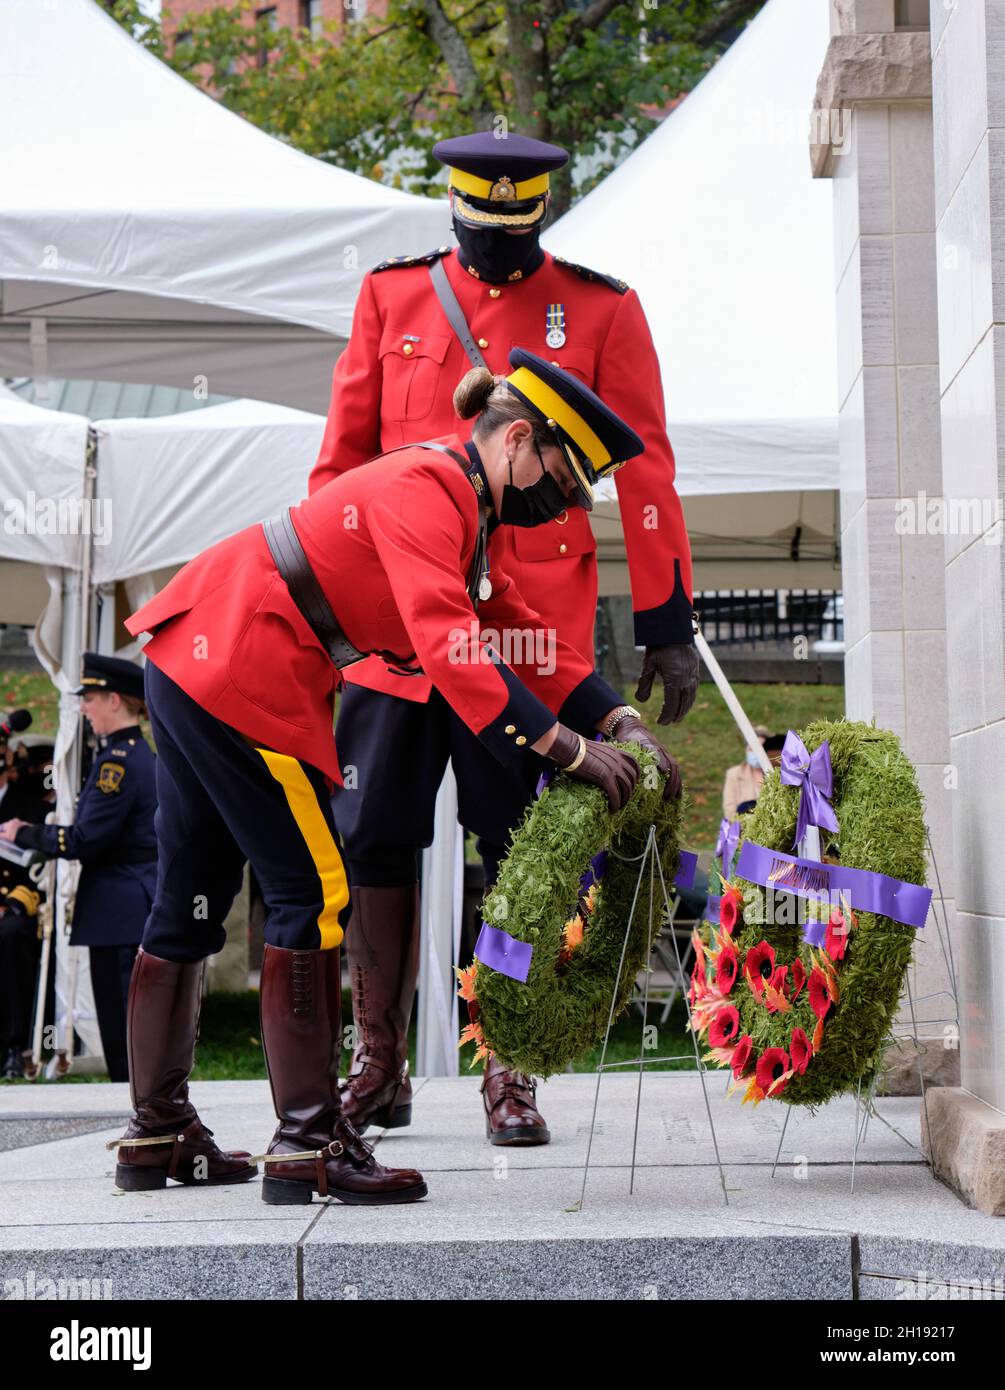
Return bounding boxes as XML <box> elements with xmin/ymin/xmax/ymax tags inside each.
<box><xmin>715</xmin><ymin>817</ymin><xmax>740</xmax><ymax>879</ymax></box>
<box><xmin>780</xmin><ymin>730</ymin><xmax>839</xmax><ymax>851</ymax></box>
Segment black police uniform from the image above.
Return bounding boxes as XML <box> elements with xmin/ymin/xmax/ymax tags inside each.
<box><xmin>14</xmin><ymin>657</ymin><xmax>157</xmax><ymax>1081</ymax></box>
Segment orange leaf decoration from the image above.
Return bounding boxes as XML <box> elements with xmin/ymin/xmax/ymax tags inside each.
<box><xmin>458</xmin><ymin>1019</ymin><xmax>493</xmax><ymax>1069</ymax></box>
<box><xmin>812</xmin><ymin>1015</ymin><xmax>825</xmax><ymax>1052</ymax></box>
<box><xmin>563</xmin><ymin>914</ymin><xmax>585</xmax><ymax>952</ymax></box>
<box><xmin>741</xmin><ymin>1076</ymin><xmax>766</xmax><ymax>1106</ymax></box>
<box><xmin>691</xmin><ymin>928</ymin><xmax>707</xmax><ymax>974</ymax></box>
<box><xmin>454</xmin><ymin>962</ymin><xmax>478</xmax><ymax>1003</ymax></box>
<box><xmin>763</xmin><ymin>983</ymin><xmax>792</xmax><ymax>1013</ymax></box>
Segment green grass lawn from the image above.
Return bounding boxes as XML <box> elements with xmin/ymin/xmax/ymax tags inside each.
<box><xmin>634</xmin><ymin>679</ymin><xmax>845</xmax><ymax>851</ymax></box>
<box><xmin>0</xmin><ymin>668</ymin><xmax>60</xmax><ymax>734</ymax></box>
<box><xmin>189</xmin><ymin>989</ymin><xmax>697</xmax><ymax>1080</ymax></box>
<box><xmin>0</xmin><ymin>989</ymin><xmax>696</xmax><ymax>1086</ymax></box>
<box><xmin>3</xmin><ymin>664</ymin><xmax>843</xmax><ymax>853</ymax></box>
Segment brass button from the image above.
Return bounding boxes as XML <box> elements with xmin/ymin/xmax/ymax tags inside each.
<box><xmin>402</xmin><ymin>343</ymin><xmax>414</xmax><ymax>356</ymax></box>
<box><xmin>438</xmin><ymin>245</ymin><xmax>449</xmax><ymax>253</ymax></box>
<box><xmin>477</xmin><ymin>337</ymin><xmax>489</xmax><ymax>349</ymax></box>
<box><xmin>489</xmin><ymin>288</ymin><xmax>501</xmax><ymax>299</ymax></box>
<box><xmin>551</xmin><ymin>360</ymin><xmax>560</xmax><ymax>366</ymax></box>
<box><xmin>505</xmin><ymin>724</ymin><xmax>516</xmax><ymax>734</ymax></box>
<box><xmin>559</xmin><ymin>543</ymin><xmax>567</xmax><ymax>554</ymax></box>
<box><xmin>516</xmin><ymin>736</ymin><xmax>527</xmax><ymax>746</ymax></box>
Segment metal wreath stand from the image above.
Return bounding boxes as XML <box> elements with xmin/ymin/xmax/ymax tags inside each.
<box><xmin>575</xmin><ymin>620</ymin><xmax>956</xmax><ymax>1211</ymax></box>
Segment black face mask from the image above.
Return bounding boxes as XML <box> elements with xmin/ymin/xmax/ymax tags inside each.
<box><xmin>498</xmin><ymin>440</ymin><xmax>568</xmax><ymax>527</ymax></box>
<box><xmin>453</xmin><ymin>217</ymin><xmax>545</xmax><ymax>284</ymax></box>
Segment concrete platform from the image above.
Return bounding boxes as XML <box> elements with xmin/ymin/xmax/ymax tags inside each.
<box><xmin>1</xmin><ymin>1074</ymin><xmax>1002</xmax><ymax>1300</ymax></box>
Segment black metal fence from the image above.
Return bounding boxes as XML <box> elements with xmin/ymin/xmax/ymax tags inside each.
<box><xmin>695</xmin><ymin>590</ymin><xmax>843</xmax><ymax>647</ymax></box>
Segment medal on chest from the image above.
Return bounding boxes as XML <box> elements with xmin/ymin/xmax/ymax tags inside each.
<box><xmin>478</xmin><ymin>573</ymin><xmax>493</xmax><ymax>602</ymax></box>
<box><xmin>545</xmin><ymin>303</ymin><xmax>566</xmax><ymax>350</ymax></box>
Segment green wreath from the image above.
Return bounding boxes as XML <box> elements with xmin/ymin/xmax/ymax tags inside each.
<box><xmin>458</xmin><ymin>746</ymin><xmax>683</xmax><ymax>1077</ymax></box>
<box><xmin>694</xmin><ymin>720</ymin><xmax>928</xmax><ymax>1107</ymax></box>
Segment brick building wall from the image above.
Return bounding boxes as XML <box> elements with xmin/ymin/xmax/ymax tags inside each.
<box><xmin>161</xmin><ymin>0</ymin><xmax>384</xmax><ymax>43</ymax></box>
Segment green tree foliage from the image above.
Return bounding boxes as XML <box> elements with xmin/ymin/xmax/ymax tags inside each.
<box><xmin>105</xmin><ymin>0</ymin><xmax>765</xmax><ymax>212</ymax></box>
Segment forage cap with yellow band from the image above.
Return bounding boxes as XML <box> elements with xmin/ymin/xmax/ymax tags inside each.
<box><xmin>504</xmin><ymin>347</ymin><xmax>645</xmax><ymax>512</ymax></box>
<box><xmin>74</xmin><ymin>651</ymin><xmax>145</xmax><ymax>701</ymax></box>
<box><xmin>433</xmin><ymin>130</ymin><xmax>568</xmax><ymax>229</ymax></box>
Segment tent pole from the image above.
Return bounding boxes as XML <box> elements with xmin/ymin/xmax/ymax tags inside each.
<box><xmin>54</xmin><ymin>427</ymin><xmax>99</xmax><ymax>1075</ymax></box>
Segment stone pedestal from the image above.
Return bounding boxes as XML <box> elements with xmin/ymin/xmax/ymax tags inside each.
<box><xmin>921</xmin><ymin>0</ymin><xmax>1005</xmax><ymax>1202</ymax></box>
<box><xmin>921</xmin><ymin>1088</ymin><xmax>1005</xmax><ymax>1216</ymax></box>
<box><xmin>813</xmin><ymin>0</ymin><xmax>959</xmax><ymax>1096</ymax></box>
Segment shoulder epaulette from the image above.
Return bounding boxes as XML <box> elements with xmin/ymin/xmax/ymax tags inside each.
<box><xmin>371</xmin><ymin>246</ymin><xmax>453</xmax><ymax>274</ymax></box>
<box><xmin>553</xmin><ymin>255</ymin><xmax>629</xmax><ymax>294</ymax></box>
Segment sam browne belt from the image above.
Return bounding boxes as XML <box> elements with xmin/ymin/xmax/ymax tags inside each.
<box><xmin>262</xmin><ymin>442</ymin><xmax>488</xmax><ymax>675</ymax></box>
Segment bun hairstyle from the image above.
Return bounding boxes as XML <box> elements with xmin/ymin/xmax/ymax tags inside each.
<box><xmin>452</xmin><ymin>366</ymin><xmax>498</xmax><ymax>420</ymax></box>
<box><xmin>452</xmin><ymin>366</ymin><xmax>556</xmax><ymax>449</ymax></box>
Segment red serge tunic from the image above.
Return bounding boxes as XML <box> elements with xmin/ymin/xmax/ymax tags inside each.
<box><xmin>309</xmin><ymin>247</ymin><xmax>696</xmax><ymax>706</ymax></box>
<box><xmin>124</xmin><ymin>437</ymin><xmax>621</xmax><ymax>786</ymax></box>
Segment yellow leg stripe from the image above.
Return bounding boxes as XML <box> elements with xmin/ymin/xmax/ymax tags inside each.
<box><xmin>256</xmin><ymin>749</ymin><xmax>349</xmax><ymax>950</ymax></box>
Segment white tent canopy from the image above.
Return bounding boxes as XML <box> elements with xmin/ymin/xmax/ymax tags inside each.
<box><xmin>0</xmin><ymin>0</ymin><xmax>448</xmax><ymax>411</ymax></box>
<box><xmin>84</xmin><ymin>400</ymin><xmax>835</xmax><ymax>595</ymax></box>
<box><xmin>546</xmin><ymin>0</ymin><xmax>840</xmax><ymax>589</ymax></box>
<box><xmin>0</xmin><ymin>387</ymin><xmax>102</xmax><ymax>1065</ymax></box>
<box><xmin>0</xmin><ymin>386</ymin><xmax>91</xmax><ymax>571</ymax></box>
<box><xmin>90</xmin><ymin>399</ymin><xmax>322</xmax><ymax>585</ymax></box>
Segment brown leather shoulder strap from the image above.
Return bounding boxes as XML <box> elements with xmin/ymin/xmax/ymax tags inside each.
<box><xmin>428</xmin><ymin>259</ymin><xmax>487</xmax><ymax>369</ymax></box>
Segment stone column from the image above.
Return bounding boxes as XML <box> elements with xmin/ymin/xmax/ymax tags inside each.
<box><xmin>812</xmin><ymin>0</ymin><xmax>960</xmax><ymax>1095</ymax></box>
<box><xmin>922</xmin><ymin>0</ymin><xmax>1005</xmax><ymax>1214</ymax></box>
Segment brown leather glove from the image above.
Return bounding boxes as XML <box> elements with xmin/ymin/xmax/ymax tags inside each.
<box><xmin>635</xmin><ymin>643</ymin><xmax>700</xmax><ymax>725</ymax></box>
<box><xmin>609</xmin><ymin>713</ymin><xmax>682</xmax><ymax>800</ymax></box>
<box><xmin>547</xmin><ymin>726</ymin><xmax>639</xmax><ymax>812</ymax></box>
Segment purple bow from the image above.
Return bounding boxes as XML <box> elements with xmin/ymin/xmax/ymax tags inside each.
<box><xmin>715</xmin><ymin>818</ymin><xmax>740</xmax><ymax>878</ymax></box>
<box><xmin>780</xmin><ymin>730</ymin><xmax>839</xmax><ymax>851</ymax></box>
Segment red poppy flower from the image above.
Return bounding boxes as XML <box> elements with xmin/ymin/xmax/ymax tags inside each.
<box><xmin>809</xmin><ymin>966</ymin><xmax>834</xmax><ymax>1020</ymax></box>
<box><xmin>791</xmin><ymin>957</ymin><xmax>806</xmax><ymax>1000</ymax></box>
<box><xmin>709</xmin><ymin>1006</ymin><xmax>740</xmax><ymax>1048</ymax></box>
<box><xmin>719</xmin><ymin>887</ymin><xmax>742</xmax><ymax>934</ymax></box>
<box><xmin>790</xmin><ymin>1027</ymin><xmax>811</xmax><ymax>1074</ymax></box>
<box><xmin>744</xmin><ymin>941</ymin><xmax>776</xmax><ymax>995</ymax></box>
<box><xmin>755</xmin><ymin>1046</ymin><xmax>791</xmax><ymax>1096</ymax></box>
<box><xmin>716</xmin><ymin>943</ymin><xmax>739</xmax><ymax>995</ymax></box>
<box><xmin>825</xmin><ymin>909</ymin><xmax>849</xmax><ymax>962</ymax></box>
<box><xmin>731</xmin><ymin>1034</ymin><xmax>753</xmax><ymax>1079</ymax></box>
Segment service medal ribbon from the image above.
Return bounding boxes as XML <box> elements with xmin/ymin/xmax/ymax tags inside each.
<box><xmin>545</xmin><ymin>303</ymin><xmax>566</xmax><ymax>349</ymax></box>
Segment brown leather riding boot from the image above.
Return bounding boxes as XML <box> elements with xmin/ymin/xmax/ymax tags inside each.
<box><xmin>110</xmin><ymin>947</ymin><xmax>258</xmax><ymax>1190</ymax></box>
<box><xmin>481</xmin><ymin>1054</ymin><xmax>551</xmax><ymax>1146</ymax></box>
<box><xmin>338</xmin><ymin>883</ymin><xmax>419</xmax><ymax>1134</ymax></box>
<box><xmin>258</xmin><ymin>942</ymin><xmax>427</xmax><ymax>1205</ymax></box>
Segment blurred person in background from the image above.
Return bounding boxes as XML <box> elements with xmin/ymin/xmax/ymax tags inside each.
<box><xmin>722</xmin><ymin>723</ymin><xmax>771</xmax><ymax>821</ymax></box>
<box><xmin>0</xmin><ymin>731</ymin><xmax>51</xmax><ymax>1079</ymax></box>
<box><xmin>0</xmin><ymin>656</ymin><xmax>157</xmax><ymax>1082</ymax></box>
